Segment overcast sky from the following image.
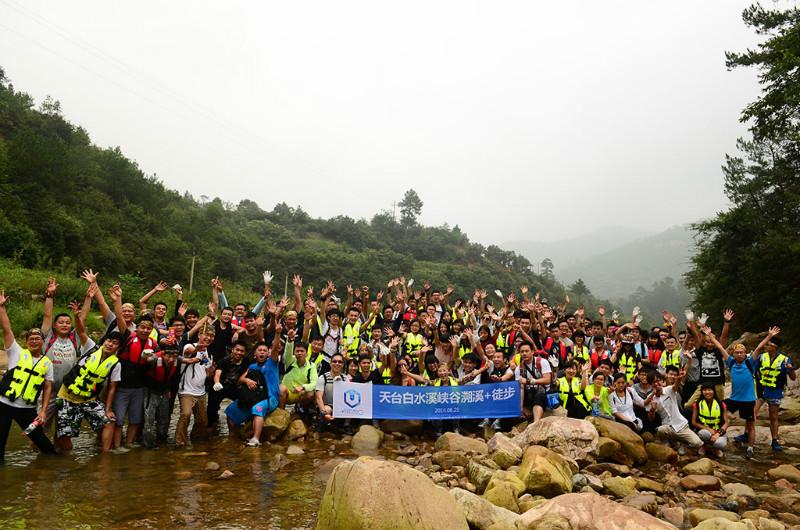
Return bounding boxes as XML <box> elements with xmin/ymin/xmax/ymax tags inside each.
<box><xmin>1</xmin><ymin>0</ymin><xmax>764</xmax><ymax>243</ymax></box>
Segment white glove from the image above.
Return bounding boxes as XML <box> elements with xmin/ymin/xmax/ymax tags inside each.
<box><xmin>698</xmin><ymin>313</ymin><xmax>709</xmax><ymax>326</ymax></box>
<box><xmin>212</xmin><ymin>382</ymin><xmax>223</xmax><ymax>392</ymax></box>
<box><xmin>172</xmin><ymin>283</ymin><xmax>182</xmax><ymax>290</ymax></box>
<box><xmin>263</xmin><ymin>270</ymin><xmax>273</xmax><ymax>284</ymax></box>
<box><xmin>632</xmin><ymin>306</ymin><xmax>641</xmax><ymax>318</ymax></box>
<box><xmin>407</xmin><ymin>278</ymin><xmax>414</xmax><ymax>287</ymax></box>
<box><xmin>611</xmin><ymin>310</ymin><xmax>620</xmax><ymax>320</ymax></box>
<box><xmin>684</xmin><ymin>309</ymin><xmax>694</xmax><ymax>322</ymax></box>
<box><xmin>494</xmin><ymin>289</ymin><xmax>503</xmax><ymax>298</ymax></box>
<box><xmin>634</xmin><ymin>315</ymin><xmax>643</xmax><ymax>325</ymax></box>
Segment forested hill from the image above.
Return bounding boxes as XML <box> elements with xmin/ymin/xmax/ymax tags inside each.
<box><xmin>0</xmin><ymin>68</ymin><xmax>565</xmax><ymax>300</ymax></box>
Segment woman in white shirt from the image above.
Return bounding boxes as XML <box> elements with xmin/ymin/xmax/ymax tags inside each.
<box><xmin>610</xmin><ymin>372</ymin><xmax>645</xmax><ymax>431</ymax></box>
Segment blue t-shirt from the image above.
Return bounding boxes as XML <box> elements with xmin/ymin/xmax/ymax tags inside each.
<box><xmin>247</xmin><ymin>358</ymin><xmax>280</xmax><ymax>403</ymax></box>
<box><xmin>726</xmin><ymin>356</ymin><xmax>756</xmax><ymax>402</ymax></box>
<box><xmin>757</xmin><ymin>352</ymin><xmax>794</xmax><ymax>400</ymax></box>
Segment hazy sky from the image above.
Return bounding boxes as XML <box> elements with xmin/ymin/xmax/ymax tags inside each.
<box><xmin>1</xmin><ymin>0</ymin><xmax>763</xmax><ymax>243</ymax></box>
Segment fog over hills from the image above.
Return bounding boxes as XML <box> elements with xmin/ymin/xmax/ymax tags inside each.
<box><xmin>506</xmin><ymin>225</ymin><xmax>695</xmax><ymax>300</ymax></box>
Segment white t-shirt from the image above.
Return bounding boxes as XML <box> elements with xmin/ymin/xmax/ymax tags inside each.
<box><xmin>456</xmin><ymin>365</ymin><xmax>481</xmax><ymax>386</ymax></box>
<box><xmin>44</xmin><ymin>330</ymin><xmax>79</xmax><ymax>388</ymax></box>
<box><xmin>610</xmin><ymin>387</ymin><xmax>644</xmax><ymax>422</ymax></box>
<box><xmin>654</xmin><ymin>386</ymin><xmax>688</xmax><ymax>431</ymax></box>
<box><xmin>514</xmin><ymin>358</ymin><xmax>552</xmax><ymax>386</ymax></box>
<box><xmin>177</xmin><ymin>346</ymin><xmax>210</xmax><ymax>396</ymax></box>
<box><xmin>0</xmin><ymin>341</ymin><xmax>55</xmax><ymax>409</ymax></box>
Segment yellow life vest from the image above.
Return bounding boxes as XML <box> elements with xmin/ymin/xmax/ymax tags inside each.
<box><xmin>662</xmin><ymin>348</ymin><xmax>682</xmax><ymax>369</ymax></box>
<box><xmin>1</xmin><ymin>349</ymin><xmax>52</xmax><ymax>405</ymax></box>
<box><xmin>558</xmin><ymin>376</ymin><xmax>590</xmax><ymax>411</ymax></box>
<box><xmin>67</xmin><ymin>349</ymin><xmax>119</xmax><ymax>398</ymax></box>
<box><xmin>404</xmin><ymin>333</ymin><xmax>423</xmax><ymax>358</ymax></box>
<box><xmin>344</xmin><ymin>321</ymin><xmax>362</xmax><ymax>358</ymax></box>
<box><xmin>573</xmin><ymin>345</ymin><xmax>590</xmax><ymax>364</ymax></box>
<box><xmin>495</xmin><ymin>332</ymin><xmax>509</xmax><ymax>356</ymax></box>
<box><xmin>584</xmin><ymin>385</ymin><xmax>611</xmax><ymax>416</ymax></box>
<box><xmin>697</xmin><ymin>399</ymin><xmax>722</xmax><ymax>431</ymax></box>
<box><xmin>434</xmin><ymin>377</ymin><xmax>458</xmax><ymax>387</ymax></box>
<box><xmin>759</xmin><ymin>352</ymin><xmax>787</xmax><ymax>389</ymax></box>
<box><xmin>618</xmin><ymin>352</ymin><xmax>639</xmax><ymax>382</ymax></box>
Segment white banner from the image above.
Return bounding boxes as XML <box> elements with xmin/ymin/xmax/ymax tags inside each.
<box><xmin>333</xmin><ymin>381</ymin><xmax>374</xmax><ymax>419</ymax></box>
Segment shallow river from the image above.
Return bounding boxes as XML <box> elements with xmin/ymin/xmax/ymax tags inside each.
<box><xmin>0</xmin><ymin>414</ymin><xmax>794</xmax><ymax>529</ymax></box>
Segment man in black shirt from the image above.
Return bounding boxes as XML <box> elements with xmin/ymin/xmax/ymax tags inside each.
<box><xmin>207</xmin><ymin>341</ymin><xmax>247</xmax><ymax>427</ymax></box>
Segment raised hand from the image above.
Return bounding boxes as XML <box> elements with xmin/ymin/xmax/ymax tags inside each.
<box><xmin>723</xmin><ymin>309</ymin><xmax>735</xmax><ymax>322</ymax></box>
<box><xmin>263</xmin><ymin>270</ymin><xmax>273</xmax><ymax>285</ymax></box>
<box><xmin>479</xmin><ymin>289</ymin><xmax>488</xmax><ymax>300</ymax></box>
<box><xmin>108</xmin><ymin>284</ymin><xmax>122</xmax><ymax>302</ymax></box>
<box><xmin>445</xmin><ymin>284</ymin><xmax>454</xmax><ymax>296</ymax></box>
<box><xmin>507</xmin><ymin>293</ymin><xmax>517</xmax><ymax>304</ymax></box>
<box><xmin>154</xmin><ymin>281</ymin><xmax>169</xmax><ymax>292</ymax></box>
<box><xmin>632</xmin><ymin>306</ymin><xmax>641</xmax><ymax>318</ymax></box>
<box><xmin>376</xmin><ymin>290</ymin><xmax>384</xmax><ymax>300</ymax></box>
<box><xmin>173</xmin><ymin>284</ymin><xmax>183</xmax><ymax>296</ymax></box>
<box><xmin>207</xmin><ymin>301</ymin><xmax>217</xmax><ymax>316</ymax></box>
<box><xmin>346</xmin><ymin>284</ymin><xmax>354</xmax><ymax>295</ymax></box>
<box><xmin>768</xmin><ymin>326</ymin><xmax>781</xmax><ymax>337</ymax></box>
<box><xmin>81</xmin><ymin>269</ymin><xmax>99</xmax><ymax>284</ymax></box>
<box><xmin>684</xmin><ymin>309</ymin><xmax>694</xmax><ymax>322</ymax></box>
<box><xmin>46</xmin><ymin>277</ymin><xmax>59</xmax><ymax>297</ymax></box>
<box><xmin>178</xmin><ymin>302</ymin><xmax>189</xmax><ymax>316</ymax></box>
<box><xmin>292</xmin><ymin>274</ymin><xmax>303</xmax><ymax>288</ymax></box>
<box><xmin>67</xmin><ymin>300</ymin><xmax>81</xmax><ymax>314</ymax></box>
<box><xmin>520</xmin><ymin>285</ymin><xmax>529</xmax><ymax>295</ymax></box>
<box><xmin>0</xmin><ymin>289</ymin><xmax>11</xmax><ymax>306</ymax></box>
<box><xmin>86</xmin><ymin>282</ymin><xmax>98</xmax><ymax>300</ymax></box>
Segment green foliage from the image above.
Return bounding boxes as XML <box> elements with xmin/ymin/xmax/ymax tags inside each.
<box><xmin>687</xmin><ymin>3</ymin><xmax>800</xmax><ymax>346</ymax></box>
<box><xmin>0</xmin><ymin>71</ymin><xmax>564</xmax><ymax>326</ymax></box>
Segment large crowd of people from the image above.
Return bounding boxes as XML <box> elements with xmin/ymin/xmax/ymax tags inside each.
<box><xmin>0</xmin><ymin>270</ymin><xmax>795</xmax><ymax>462</ymax></box>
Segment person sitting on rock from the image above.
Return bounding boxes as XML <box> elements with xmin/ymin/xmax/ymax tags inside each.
<box><xmin>610</xmin><ymin>372</ymin><xmax>645</xmax><ymax>431</ymax></box>
<box><xmin>225</xmin><ymin>340</ymin><xmax>280</xmax><ymax>447</ymax></box>
<box><xmin>584</xmin><ymin>370</ymin><xmax>613</xmax><ymax>418</ymax></box>
<box><xmin>557</xmin><ymin>360</ymin><xmax>591</xmax><ymax>419</ymax></box>
<box><xmin>647</xmin><ymin>366</ymin><xmax>703</xmax><ymax>455</ymax></box>
<box><xmin>691</xmin><ymin>382</ymin><xmax>729</xmax><ymax>458</ymax></box>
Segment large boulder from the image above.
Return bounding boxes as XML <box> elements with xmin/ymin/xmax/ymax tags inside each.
<box><xmin>513</xmin><ymin>416</ymin><xmax>599</xmax><ymax>465</ymax></box>
<box><xmin>450</xmin><ymin>488</ymin><xmax>520</xmax><ymax>530</ymax></box>
<box><xmin>487</xmin><ymin>432</ymin><xmax>523</xmax><ymax>469</ymax></box>
<box><xmin>468</xmin><ymin>460</ymin><xmax>496</xmax><ymax>493</ymax></box>
<box><xmin>286</xmin><ymin>419</ymin><xmax>308</xmax><ymax>441</ymax></box>
<box><xmin>483</xmin><ymin>481</ymin><xmax>520</xmax><ymax>513</ymax></box>
<box><xmin>516</xmin><ymin>491</ymin><xmax>677</xmax><ymax>530</ymax></box>
<box><xmin>587</xmin><ymin>416</ymin><xmax>647</xmax><ymax>466</ymax></box>
<box><xmin>316</xmin><ymin>457</ymin><xmax>468</xmax><ymax>530</ymax></box>
<box><xmin>646</xmin><ymin>442</ymin><xmax>678</xmax><ymax>463</ymax></box>
<box><xmin>263</xmin><ymin>408</ymin><xmax>291</xmax><ymax>440</ymax></box>
<box><xmin>597</xmin><ymin>437</ymin><xmax>621</xmax><ymax>460</ymax></box>
<box><xmin>435</xmin><ymin>432</ymin><xmax>488</xmax><ymax>454</ymax></box>
<box><xmin>351</xmin><ymin>424</ymin><xmax>384</xmax><ymax>453</ymax></box>
<box><xmin>516</xmin><ymin>446</ymin><xmax>573</xmax><ymax>497</ymax></box>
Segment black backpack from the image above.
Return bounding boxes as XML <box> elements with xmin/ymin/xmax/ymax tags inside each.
<box><xmin>237</xmin><ymin>368</ymin><xmax>268</xmax><ymax>409</ymax></box>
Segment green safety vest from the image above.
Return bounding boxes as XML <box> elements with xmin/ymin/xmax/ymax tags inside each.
<box><xmin>697</xmin><ymin>399</ymin><xmax>722</xmax><ymax>431</ymax></box>
<box><xmin>618</xmin><ymin>352</ymin><xmax>639</xmax><ymax>382</ymax></box>
<box><xmin>559</xmin><ymin>376</ymin><xmax>590</xmax><ymax>411</ymax></box>
<box><xmin>662</xmin><ymin>349</ymin><xmax>682</xmax><ymax>369</ymax></box>
<box><xmin>434</xmin><ymin>377</ymin><xmax>458</xmax><ymax>386</ymax></box>
<box><xmin>759</xmin><ymin>352</ymin><xmax>787</xmax><ymax>389</ymax></box>
<box><xmin>67</xmin><ymin>349</ymin><xmax>119</xmax><ymax>398</ymax></box>
<box><xmin>573</xmin><ymin>345</ymin><xmax>590</xmax><ymax>364</ymax></box>
<box><xmin>344</xmin><ymin>321</ymin><xmax>362</xmax><ymax>358</ymax></box>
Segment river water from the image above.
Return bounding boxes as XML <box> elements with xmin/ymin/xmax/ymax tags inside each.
<box><xmin>1</xmin><ymin>415</ymin><xmax>795</xmax><ymax>529</ymax></box>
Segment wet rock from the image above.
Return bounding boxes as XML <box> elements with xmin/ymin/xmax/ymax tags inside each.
<box><xmin>286</xmin><ymin>419</ymin><xmax>308</xmax><ymax>441</ymax></box>
<box><xmin>467</xmin><ymin>460</ymin><xmax>495</xmax><ymax>493</ymax></box>
<box><xmin>757</xmin><ymin>517</ymin><xmax>785</xmax><ymax>530</ymax></box>
<box><xmin>516</xmin><ymin>491</ymin><xmax>676</xmax><ymax>529</ymax></box>
<box><xmin>516</xmin><ymin>446</ymin><xmax>573</xmax><ymax>497</ymax></box>
<box><xmin>434</xmin><ymin>432</ymin><xmax>488</xmax><ymax>454</ymax></box>
<box><xmin>432</xmin><ymin>450</ymin><xmax>468</xmax><ymax>470</ymax></box>
<box><xmin>583</xmin><ymin>462</ymin><xmax>632</xmax><ymax>476</ymax></box>
<box><xmin>572</xmin><ymin>473</ymin><xmax>589</xmax><ymax>489</ymax></box>
<box><xmin>587</xmin><ymin>416</ymin><xmax>647</xmax><ymax>465</ymax></box>
<box><xmin>513</xmin><ymin>416</ymin><xmax>599</xmax><ymax>465</ymax></box>
<box><xmin>351</xmin><ymin>424</ymin><xmax>384</xmax><ymax>453</ymax></box>
<box><xmin>317</xmin><ymin>457</ymin><xmax>468</xmax><ymax>530</ymax></box>
<box><xmin>689</xmin><ymin>508</ymin><xmax>741</xmax><ymax>525</ymax></box>
<box><xmin>603</xmin><ymin>476</ymin><xmax>637</xmax><ymax>498</ymax></box>
<box><xmin>217</xmin><ymin>470</ymin><xmax>235</xmax><ymax>480</ymax></box>
<box><xmin>263</xmin><ymin>408</ymin><xmax>291</xmax><ymax>440</ymax></box>
<box><xmin>636</xmin><ymin>476</ymin><xmax>665</xmax><ymax>494</ymax></box>
<box><xmin>312</xmin><ymin>457</ymin><xmax>345</xmax><ymax>483</ymax></box>
<box><xmin>680</xmin><ymin>474</ymin><xmax>722</xmax><ymax>491</ymax></box>
<box><xmin>450</xmin><ymin>488</ymin><xmax>520</xmax><ymax>530</ymax></box>
<box><xmin>684</xmin><ymin>457</ymin><xmax>715</xmax><ymax>476</ymax></box>
<box><xmin>286</xmin><ymin>444</ymin><xmax>305</xmax><ymax>455</ymax></box>
<box><xmin>205</xmin><ymin>461</ymin><xmax>220</xmax><ymax>471</ymax></box>
<box><xmin>767</xmin><ymin>464</ymin><xmax>800</xmax><ymax>483</ymax></box>
<box><xmin>174</xmin><ymin>471</ymin><xmax>192</xmax><ymax>479</ymax></box>
<box><xmin>393</xmin><ymin>444</ymin><xmax>418</xmax><ymax>456</ymax></box>
<box><xmin>621</xmin><ymin>493</ymin><xmax>658</xmax><ymax>515</ymax></box>
<box><xmin>487</xmin><ymin>432</ymin><xmax>522</xmax><ymax>469</ymax></box>
<box><xmin>597</xmin><ymin>436</ymin><xmax>621</xmax><ymax>460</ymax></box>
<box><xmin>661</xmin><ymin>505</ymin><xmax>684</xmax><ymax>526</ymax></box>
<box><xmin>760</xmin><ymin>493</ymin><xmax>800</xmax><ymax>514</ymax></box>
<box><xmin>692</xmin><ymin>519</ymin><xmax>754</xmax><ymax>530</ymax></box>
<box><xmin>774</xmin><ymin>478</ymin><xmax>796</xmax><ymax>491</ymax></box>
<box><xmin>646</xmin><ymin>442</ymin><xmax>678</xmax><ymax>463</ymax></box>
<box><xmin>192</xmin><ymin>482</ymin><xmax>212</xmax><ymax>490</ymax></box>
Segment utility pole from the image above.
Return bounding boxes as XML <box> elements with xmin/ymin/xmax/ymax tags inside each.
<box><xmin>284</xmin><ymin>272</ymin><xmax>288</xmax><ymax>298</ymax></box>
<box><xmin>392</xmin><ymin>201</ymin><xmax>396</xmax><ymax>221</ymax></box>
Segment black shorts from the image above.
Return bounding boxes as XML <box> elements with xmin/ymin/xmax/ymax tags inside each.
<box><xmin>724</xmin><ymin>399</ymin><xmax>755</xmax><ymax>420</ymax></box>
<box><xmin>523</xmin><ymin>387</ymin><xmax>548</xmax><ymax>409</ymax></box>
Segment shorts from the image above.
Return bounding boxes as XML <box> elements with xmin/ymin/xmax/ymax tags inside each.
<box><xmin>112</xmin><ymin>387</ymin><xmax>145</xmax><ymax>426</ymax></box>
<box><xmin>224</xmin><ymin>396</ymin><xmax>278</xmax><ymax>426</ymax></box>
<box><xmin>724</xmin><ymin>399</ymin><xmax>755</xmax><ymax>420</ymax></box>
<box><xmin>523</xmin><ymin>387</ymin><xmax>548</xmax><ymax>409</ymax></box>
<box><xmin>56</xmin><ymin>400</ymin><xmax>110</xmax><ymax>438</ymax></box>
<box><xmin>765</xmin><ymin>397</ymin><xmax>782</xmax><ymax>406</ymax></box>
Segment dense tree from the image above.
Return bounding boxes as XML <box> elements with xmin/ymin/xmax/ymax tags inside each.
<box><xmin>686</xmin><ymin>3</ymin><xmax>800</xmax><ymax>345</ymax></box>
<box><xmin>398</xmin><ymin>188</ymin><xmax>423</xmax><ymax>227</ymax></box>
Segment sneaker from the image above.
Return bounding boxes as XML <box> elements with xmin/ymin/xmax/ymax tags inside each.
<box><xmin>491</xmin><ymin>419</ymin><xmax>502</xmax><ymax>431</ymax></box>
<box><xmin>245</xmin><ymin>437</ymin><xmax>262</xmax><ymax>447</ymax></box>
<box><xmin>733</xmin><ymin>433</ymin><xmax>747</xmax><ymax>444</ymax></box>
<box><xmin>697</xmin><ymin>446</ymin><xmax>706</xmax><ymax>456</ymax></box>
<box><xmin>771</xmin><ymin>440</ymin><xmax>784</xmax><ymax>452</ymax></box>
<box><xmin>111</xmin><ymin>446</ymin><xmax>131</xmax><ymax>454</ymax></box>
<box><xmin>478</xmin><ymin>419</ymin><xmax>490</xmax><ymax>429</ymax></box>
<box><xmin>746</xmin><ymin>446</ymin><xmax>754</xmax><ymax>459</ymax></box>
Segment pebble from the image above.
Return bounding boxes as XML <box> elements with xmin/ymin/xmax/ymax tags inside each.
<box><xmin>217</xmin><ymin>470</ymin><xmax>235</xmax><ymax>480</ymax></box>
<box><xmin>205</xmin><ymin>461</ymin><xmax>220</xmax><ymax>471</ymax></box>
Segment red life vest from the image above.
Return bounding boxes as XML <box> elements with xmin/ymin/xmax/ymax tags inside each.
<box><xmin>544</xmin><ymin>337</ymin><xmax>568</xmax><ymax>364</ymax></box>
<box><xmin>590</xmin><ymin>349</ymin><xmax>610</xmax><ymax>369</ymax></box>
<box><xmin>145</xmin><ymin>352</ymin><xmax>178</xmax><ymax>393</ymax></box>
<box><xmin>121</xmin><ymin>335</ymin><xmax>159</xmax><ymax>364</ymax></box>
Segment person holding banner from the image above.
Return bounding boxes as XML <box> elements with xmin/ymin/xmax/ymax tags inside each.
<box><xmin>315</xmin><ymin>352</ymin><xmax>349</xmax><ymax>431</ymax></box>
<box><xmin>514</xmin><ymin>341</ymin><xmax>552</xmax><ymax>424</ymax></box>
<box><xmin>401</xmin><ymin>363</ymin><xmax>462</xmax><ymax>436</ymax></box>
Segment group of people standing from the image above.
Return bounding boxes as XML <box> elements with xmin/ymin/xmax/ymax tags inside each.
<box><xmin>0</xmin><ymin>270</ymin><xmax>795</xmax><ymax>462</ymax></box>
